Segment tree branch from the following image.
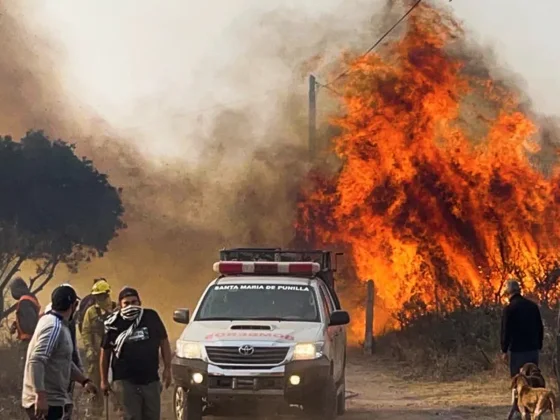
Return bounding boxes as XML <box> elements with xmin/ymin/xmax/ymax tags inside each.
<box><xmin>29</xmin><ymin>259</ymin><xmax>56</xmax><ymax>289</ymax></box>
<box><xmin>30</xmin><ymin>258</ymin><xmax>59</xmax><ymax>297</ymax></box>
<box><xmin>0</xmin><ymin>258</ymin><xmax>60</xmax><ymax>321</ymax></box>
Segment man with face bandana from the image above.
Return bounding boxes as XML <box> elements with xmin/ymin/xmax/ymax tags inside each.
<box><xmin>100</xmin><ymin>287</ymin><xmax>172</xmax><ymax>420</ymax></box>
<box><xmin>81</xmin><ymin>279</ymin><xmax>117</xmax><ymax>417</ymax></box>
<box><xmin>22</xmin><ymin>284</ymin><xmax>98</xmax><ymax>419</ymax></box>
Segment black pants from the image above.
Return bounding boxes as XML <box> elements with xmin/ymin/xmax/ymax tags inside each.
<box><xmin>25</xmin><ymin>405</ymin><xmax>72</xmax><ymax>420</ymax></box>
<box><xmin>509</xmin><ymin>350</ymin><xmax>539</xmax><ymax>377</ymax></box>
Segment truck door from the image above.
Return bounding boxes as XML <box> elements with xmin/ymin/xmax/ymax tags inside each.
<box><xmin>318</xmin><ymin>282</ymin><xmax>343</xmax><ymax>381</ymax></box>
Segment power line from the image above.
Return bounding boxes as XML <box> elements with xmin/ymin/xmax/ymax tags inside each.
<box><xmin>325</xmin><ymin>0</ymin><xmax>423</xmax><ymax>87</ymax></box>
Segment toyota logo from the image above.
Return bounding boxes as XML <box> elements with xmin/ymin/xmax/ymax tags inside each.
<box><xmin>238</xmin><ymin>345</ymin><xmax>255</xmax><ymax>356</ymax></box>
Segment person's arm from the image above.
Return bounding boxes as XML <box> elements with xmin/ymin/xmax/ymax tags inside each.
<box><xmin>28</xmin><ymin>319</ymin><xmax>61</xmax><ymax>395</ymax></box>
<box><xmin>81</xmin><ymin>309</ymin><xmax>95</xmax><ymax>354</ymax></box>
<box><xmin>500</xmin><ymin>306</ymin><xmax>511</xmax><ymax>354</ymax></box>
<box><xmin>161</xmin><ymin>338</ymin><xmax>172</xmax><ymax>370</ymax></box>
<box><xmin>100</xmin><ymin>330</ymin><xmax>113</xmax><ymax>392</ymax></box>
<box><xmin>153</xmin><ymin>311</ymin><xmax>172</xmax><ymax>387</ymax></box>
<box><xmin>70</xmin><ymin>361</ymin><xmax>87</xmax><ymax>383</ymax></box>
<box><xmin>18</xmin><ymin>300</ymin><xmax>39</xmax><ymax>336</ymax></box>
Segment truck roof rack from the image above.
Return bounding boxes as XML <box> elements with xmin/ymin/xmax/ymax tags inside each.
<box><xmin>219</xmin><ymin>247</ymin><xmax>343</xmax><ymax>308</ymax></box>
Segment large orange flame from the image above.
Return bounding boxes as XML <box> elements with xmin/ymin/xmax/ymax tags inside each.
<box><xmin>297</xmin><ymin>3</ymin><xmax>560</xmax><ymax>331</ymax></box>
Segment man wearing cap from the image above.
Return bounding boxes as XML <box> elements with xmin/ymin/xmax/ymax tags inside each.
<box><xmin>501</xmin><ymin>279</ymin><xmax>544</xmax><ymax>376</ymax></box>
<box><xmin>43</xmin><ymin>286</ymin><xmax>83</xmax><ymax>420</ymax></box>
<box><xmin>22</xmin><ymin>285</ymin><xmax>97</xmax><ymax>420</ymax></box>
<box><xmin>100</xmin><ymin>287</ymin><xmax>172</xmax><ymax>420</ymax></box>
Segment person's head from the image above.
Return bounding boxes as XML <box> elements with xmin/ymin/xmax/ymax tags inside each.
<box><xmin>10</xmin><ymin>277</ymin><xmax>30</xmax><ymax>300</ymax></box>
<box><xmin>93</xmin><ymin>277</ymin><xmax>106</xmax><ymax>285</ymax></box>
<box><xmin>505</xmin><ymin>279</ymin><xmax>521</xmax><ymax>299</ymax></box>
<box><xmin>118</xmin><ymin>287</ymin><xmax>141</xmax><ymax>309</ymax></box>
<box><xmin>51</xmin><ymin>284</ymin><xmax>80</xmax><ymax>321</ymax></box>
<box><xmin>91</xmin><ymin>279</ymin><xmax>111</xmax><ymax>303</ymax></box>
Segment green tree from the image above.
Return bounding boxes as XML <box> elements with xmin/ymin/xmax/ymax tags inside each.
<box><xmin>0</xmin><ymin>130</ymin><xmax>125</xmax><ymax>319</ymax></box>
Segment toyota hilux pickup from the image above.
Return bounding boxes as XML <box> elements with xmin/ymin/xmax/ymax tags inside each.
<box><xmin>171</xmin><ymin>248</ymin><xmax>350</xmax><ymax>420</ymax></box>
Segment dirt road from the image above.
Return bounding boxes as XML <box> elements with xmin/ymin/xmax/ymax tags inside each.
<box><xmin>339</xmin><ymin>354</ymin><xmax>511</xmax><ymax>420</ymax></box>
<box><xmin>159</xmin><ymin>353</ymin><xmax>512</xmax><ymax>419</ymax></box>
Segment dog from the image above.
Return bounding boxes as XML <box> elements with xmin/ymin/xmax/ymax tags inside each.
<box><xmin>508</xmin><ymin>363</ymin><xmax>548</xmax><ymax>419</ymax></box>
<box><xmin>509</xmin><ymin>373</ymin><xmax>558</xmax><ymax>420</ymax></box>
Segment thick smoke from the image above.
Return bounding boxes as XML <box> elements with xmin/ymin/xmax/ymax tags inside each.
<box><xmin>0</xmin><ymin>0</ymin><xmax>387</xmax><ymax>335</ymax></box>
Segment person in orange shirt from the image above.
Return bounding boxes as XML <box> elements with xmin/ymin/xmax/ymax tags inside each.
<box><xmin>9</xmin><ymin>277</ymin><xmax>41</xmax><ymax>373</ymax></box>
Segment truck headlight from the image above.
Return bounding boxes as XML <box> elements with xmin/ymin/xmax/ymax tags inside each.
<box><xmin>176</xmin><ymin>341</ymin><xmax>203</xmax><ymax>360</ymax></box>
<box><xmin>293</xmin><ymin>342</ymin><xmax>324</xmax><ymax>361</ymax></box>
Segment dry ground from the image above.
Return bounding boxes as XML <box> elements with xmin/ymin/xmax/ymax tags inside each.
<box><xmin>160</xmin><ymin>352</ymin><xmax>513</xmax><ymax>420</ymax></box>
<box><xmin>0</xmin><ymin>351</ymin><xmax>522</xmax><ymax>419</ymax></box>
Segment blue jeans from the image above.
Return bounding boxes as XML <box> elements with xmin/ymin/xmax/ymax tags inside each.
<box><xmin>509</xmin><ymin>350</ymin><xmax>539</xmax><ymax>378</ymax></box>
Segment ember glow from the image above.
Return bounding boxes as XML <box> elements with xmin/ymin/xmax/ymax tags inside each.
<box><xmin>297</xmin><ymin>3</ymin><xmax>560</xmax><ymax>330</ymax></box>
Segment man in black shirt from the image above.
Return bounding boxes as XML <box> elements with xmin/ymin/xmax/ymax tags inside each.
<box><xmin>501</xmin><ymin>279</ymin><xmax>544</xmax><ymax>377</ymax></box>
<box><xmin>100</xmin><ymin>287</ymin><xmax>172</xmax><ymax>420</ymax></box>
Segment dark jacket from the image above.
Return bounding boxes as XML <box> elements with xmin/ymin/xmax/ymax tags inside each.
<box><xmin>501</xmin><ymin>294</ymin><xmax>544</xmax><ymax>353</ymax></box>
<box><xmin>10</xmin><ymin>278</ymin><xmax>40</xmax><ymax>339</ymax></box>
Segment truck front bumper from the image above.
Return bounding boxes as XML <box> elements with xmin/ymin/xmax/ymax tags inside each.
<box><xmin>172</xmin><ymin>355</ymin><xmax>331</xmax><ymax>405</ymax></box>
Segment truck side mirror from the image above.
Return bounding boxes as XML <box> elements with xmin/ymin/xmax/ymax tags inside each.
<box><xmin>329</xmin><ymin>310</ymin><xmax>350</xmax><ymax>326</ymax></box>
<box><xmin>173</xmin><ymin>308</ymin><xmax>190</xmax><ymax>325</ymax></box>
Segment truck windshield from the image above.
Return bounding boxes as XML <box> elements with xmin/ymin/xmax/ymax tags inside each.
<box><xmin>195</xmin><ymin>283</ymin><xmax>321</xmax><ymax>322</ymax></box>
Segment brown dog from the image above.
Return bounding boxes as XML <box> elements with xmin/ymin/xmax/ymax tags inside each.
<box><xmin>508</xmin><ymin>363</ymin><xmax>548</xmax><ymax>419</ymax></box>
<box><xmin>510</xmin><ymin>373</ymin><xmax>558</xmax><ymax>419</ymax></box>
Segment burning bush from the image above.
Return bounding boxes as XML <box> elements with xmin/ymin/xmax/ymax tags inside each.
<box><xmin>296</xmin><ymin>1</ymin><xmax>560</xmax><ymax>334</ymax></box>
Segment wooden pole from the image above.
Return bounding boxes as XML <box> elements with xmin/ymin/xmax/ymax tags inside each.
<box><xmin>364</xmin><ymin>279</ymin><xmax>375</xmax><ymax>354</ymax></box>
<box><xmin>308</xmin><ymin>74</ymin><xmax>317</xmax><ymax>160</ymax></box>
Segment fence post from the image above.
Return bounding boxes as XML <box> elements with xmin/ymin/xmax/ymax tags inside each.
<box><xmin>364</xmin><ymin>279</ymin><xmax>375</xmax><ymax>354</ymax></box>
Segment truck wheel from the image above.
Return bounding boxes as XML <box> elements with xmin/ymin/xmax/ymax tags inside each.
<box><xmin>303</xmin><ymin>377</ymin><xmax>337</xmax><ymax>420</ymax></box>
<box><xmin>174</xmin><ymin>386</ymin><xmax>203</xmax><ymax>420</ymax></box>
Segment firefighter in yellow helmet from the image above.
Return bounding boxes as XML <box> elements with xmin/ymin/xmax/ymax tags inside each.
<box><xmin>81</xmin><ymin>279</ymin><xmax>117</xmax><ymax>417</ymax></box>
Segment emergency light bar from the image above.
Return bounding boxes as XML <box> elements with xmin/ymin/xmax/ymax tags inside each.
<box><xmin>213</xmin><ymin>261</ymin><xmax>321</xmax><ymax>276</ymax></box>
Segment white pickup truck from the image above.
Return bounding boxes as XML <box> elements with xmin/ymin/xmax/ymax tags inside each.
<box><xmin>171</xmin><ymin>256</ymin><xmax>350</xmax><ymax>419</ymax></box>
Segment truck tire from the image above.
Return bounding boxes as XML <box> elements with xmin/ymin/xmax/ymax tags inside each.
<box><xmin>303</xmin><ymin>377</ymin><xmax>337</xmax><ymax>420</ymax></box>
<box><xmin>174</xmin><ymin>386</ymin><xmax>203</xmax><ymax>420</ymax></box>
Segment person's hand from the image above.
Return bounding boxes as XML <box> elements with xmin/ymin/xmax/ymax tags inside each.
<box><xmin>501</xmin><ymin>352</ymin><xmax>508</xmax><ymax>363</ymax></box>
<box><xmin>84</xmin><ymin>380</ymin><xmax>98</xmax><ymax>396</ymax></box>
<box><xmin>162</xmin><ymin>367</ymin><xmax>172</xmax><ymax>389</ymax></box>
<box><xmin>101</xmin><ymin>379</ymin><xmax>112</xmax><ymax>396</ymax></box>
<box><xmin>35</xmin><ymin>391</ymin><xmax>48</xmax><ymax>418</ymax></box>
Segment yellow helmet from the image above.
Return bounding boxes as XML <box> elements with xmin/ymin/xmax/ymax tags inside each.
<box><xmin>91</xmin><ymin>279</ymin><xmax>111</xmax><ymax>295</ymax></box>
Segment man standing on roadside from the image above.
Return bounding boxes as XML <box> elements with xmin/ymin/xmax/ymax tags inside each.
<box><xmin>100</xmin><ymin>287</ymin><xmax>172</xmax><ymax>420</ymax></box>
<box><xmin>22</xmin><ymin>284</ymin><xmax>97</xmax><ymax>420</ymax></box>
<box><xmin>500</xmin><ymin>279</ymin><xmax>544</xmax><ymax>376</ymax></box>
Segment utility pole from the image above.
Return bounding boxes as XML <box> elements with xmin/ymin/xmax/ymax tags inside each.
<box><xmin>308</xmin><ymin>74</ymin><xmax>317</xmax><ymax>160</ymax></box>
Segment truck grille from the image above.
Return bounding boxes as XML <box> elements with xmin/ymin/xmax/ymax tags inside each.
<box><xmin>205</xmin><ymin>346</ymin><xmax>289</xmax><ymax>365</ymax></box>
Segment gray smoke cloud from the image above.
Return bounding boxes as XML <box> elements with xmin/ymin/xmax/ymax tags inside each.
<box><xmin>0</xmin><ymin>0</ymin><xmax>387</xmax><ymax>335</ymax></box>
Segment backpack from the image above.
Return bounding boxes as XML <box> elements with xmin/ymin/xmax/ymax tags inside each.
<box><xmin>76</xmin><ymin>294</ymin><xmax>96</xmax><ymax>334</ymax></box>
